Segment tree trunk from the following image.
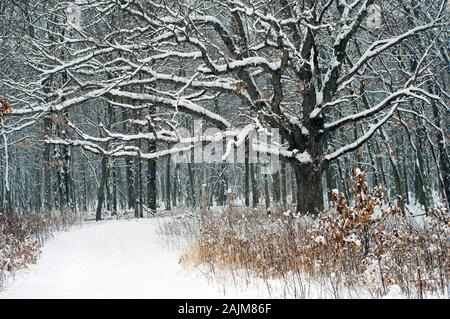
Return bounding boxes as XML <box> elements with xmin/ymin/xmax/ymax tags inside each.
<box><xmin>280</xmin><ymin>159</ymin><xmax>287</xmax><ymax>208</ymax></box>
<box><xmin>62</xmin><ymin>145</ymin><xmax>71</xmax><ymax>211</ymax></box>
<box><xmin>217</xmin><ymin>165</ymin><xmax>227</xmax><ymax>206</ymax></box>
<box><xmin>165</xmin><ymin>157</ymin><xmax>171</xmax><ymax>211</ymax></box>
<box><xmin>172</xmin><ymin>163</ymin><xmax>178</xmax><ymax>208</ymax></box>
<box><xmin>290</xmin><ymin>165</ymin><xmax>296</xmax><ymax>204</ymax></box>
<box><xmin>294</xmin><ymin>165</ymin><xmax>324</xmax><ymax>214</ymax></box>
<box><xmin>366</xmin><ymin>141</ymin><xmax>379</xmax><ymax>188</ymax></box>
<box><xmin>264</xmin><ymin>174</ymin><xmax>270</xmax><ymax>210</ymax></box>
<box><xmin>337</xmin><ymin>159</ymin><xmax>350</xmax><ymax>202</ymax></box>
<box><xmin>380</xmin><ymin>129</ymin><xmax>405</xmax><ymax>213</ymax></box>
<box><xmin>2</xmin><ymin>130</ymin><xmax>13</xmax><ymax>213</ymax></box>
<box><xmin>112</xmin><ymin>162</ymin><xmax>118</xmax><ymax>215</ymax></box>
<box><xmin>138</xmin><ymin>159</ymin><xmax>143</xmax><ymax>218</ymax></box>
<box><xmin>250</xmin><ymin>163</ymin><xmax>259</xmax><ymax>207</ymax></box>
<box><xmin>187</xmin><ymin>162</ymin><xmax>195</xmax><ymax>207</ymax></box>
<box><xmin>147</xmin><ymin>141</ymin><xmax>157</xmax><ymax>215</ymax></box>
<box><xmin>83</xmin><ymin>162</ymin><xmax>88</xmax><ymax>212</ymax></box>
<box><xmin>431</xmin><ymin>95</ymin><xmax>450</xmax><ymax>207</ymax></box>
<box><xmin>134</xmin><ymin>156</ymin><xmax>142</xmax><ymax>218</ymax></box>
<box><xmin>122</xmin><ymin>110</ymin><xmax>134</xmax><ymax>210</ymax></box>
<box><xmin>96</xmin><ymin>156</ymin><xmax>108</xmax><ymax>221</ymax></box>
<box><xmin>244</xmin><ymin>138</ymin><xmax>250</xmax><ymax>207</ymax></box>
<box><xmin>43</xmin><ymin>116</ymin><xmax>53</xmax><ymax>212</ymax></box>
<box><xmin>272</xmin><ymin>170</ymin><xmax>281</xmax><ymax>204</ymax></box>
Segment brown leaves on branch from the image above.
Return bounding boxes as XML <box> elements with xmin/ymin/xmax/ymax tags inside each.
<box><xmin>175</xmin><ymin>168</ymin><xmax>447</xmax><ymax>297</ymax></box>
<box><xmin>0</xmin><ymin>99</ymin><xmax>12</xmax><ymax>118</ymax></box>
<box><xmin>0</xmin><ymin>210</ymin><xmax>78</xmax><ymax>289</ymax></box>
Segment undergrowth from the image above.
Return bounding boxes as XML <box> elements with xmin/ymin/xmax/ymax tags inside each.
<box><xmin>161</xmin><ymin>169</ymin><xmax>449</xmax><ymax>298</ymax></box>
<box><xmin>0</xmin><ymin>210</ymin><xmax>76</xmax><ymax>290</ymax></box>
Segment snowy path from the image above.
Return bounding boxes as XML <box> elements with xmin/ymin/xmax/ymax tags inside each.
<box><xmin>0</xmin><ymin>219</ymin><xmax>271</xmax><ymax>299</ymax></box>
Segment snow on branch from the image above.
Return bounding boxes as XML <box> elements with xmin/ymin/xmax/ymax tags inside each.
<box><xmin>323</xmin><ymin>87</ymin><xmax>439</xmax><ymax>131</ymax></box>
<box><xmin>108</xmin><ymin>89</ymin><xmax>231</xmax><ymax>129</ymax></box>
<box><xmin>324</xmin><ymin>101</ymin><xmax>401</xmax><ymax>162</ymax></box>
<box><xmin>324</xmin><ymin>89</ymin><xmax>410</xmax><ymax>130</ymax></box>
<box><xmin>337</xmin><ymin>19</ymin><xmax>444</xmax><ymax>88</ymax></box>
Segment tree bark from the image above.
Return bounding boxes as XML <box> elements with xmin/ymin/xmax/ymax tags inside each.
<box><xmin>380</xmin><ymin>129</ymin><xmax>405</xmax><ymax>213</ymax></box>
<box><xmin>172</xmin><ymin>163</ymin><xmax>178</xmax><ymax>208</ymax></box>
<box><xmin>264</xmin><ymin>174</ymin><xmax>270</xmax><ymax>210</ymax></box>
<box><xmin>122</xmin><ymin>110</ymin><xmax>134</xmax><ymax>210</ymax></box>
<box><xmin>431</xmin><ymin>95</ymin><xmax>450</xmax><ymax>207</ymax></box>
<box><xmin>250</xmin><ymin>163</ymin><xmax>259</xmax><ymax>207</ymax></box>
<box><xmin>95</xmin><ymin>156</ymin><xmax>108</xmax><ymax>221</ymax></box>
<box><xmin>280</xmin><ymin>159</ymin><xmax>287</xmax><ymax>208</ymax></box>
<box><xmin>187</xmin><ymin>162</ymin><xmax>195</xmax><ymax>207</ymax></box>
<box><xmin>244</xmin><ymin>138</ymin><xmax>250</xmax><ymax>207</ymax></box>
<box><xmin>294</xmin><ymin>165</ymin><xmax>324</xmax><ymax>214</ymax></box>
<box><xmin>272</xmin><ymin>170</ymin><xmax>281</xmax><ymax>204</ymax></box>
<box><xmin>147</xmin><ymin>140</ymin><xmax>157</xmax><ymax>215</ymax></box>
<box><xmin>43</xmin><ymin>116</ymin><xmax>53</xmax><ymax>212</ymax></box>
<box><xmin>165</xmin><ymin>157</ymin><xmax>171</xmax><ymax>211</ymax></box>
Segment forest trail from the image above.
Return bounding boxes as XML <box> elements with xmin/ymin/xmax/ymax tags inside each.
<box><xmin>0</xmin><ymin>219</ymin><xmax>264</xmax><ymax>299</ymax></box>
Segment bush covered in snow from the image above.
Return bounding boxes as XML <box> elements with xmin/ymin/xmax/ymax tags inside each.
<box><xmin>0</xmin><ymin>210</ymin><xmax>77</xmax><ymax>290</ymax></box>
<box><xmin>166</xmin><ymin>169</ymin><xmax>448</xmax><ymax>298</ymax></box>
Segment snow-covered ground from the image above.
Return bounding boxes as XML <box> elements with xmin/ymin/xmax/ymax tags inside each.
<box><xmin>1</xmin><ymin>217</ymin><xmax>424</xmax><ymax>299</ymax></box>
<box><xmin>0</xmin><ymin>218</ymin><xmax>287</xmax><ymax>299</ymax></box>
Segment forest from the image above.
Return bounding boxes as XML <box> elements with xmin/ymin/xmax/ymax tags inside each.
<box><xmin>0</xmin><ymin>0</ymin><xmax>448</xmax><ymax>299</ymax></box>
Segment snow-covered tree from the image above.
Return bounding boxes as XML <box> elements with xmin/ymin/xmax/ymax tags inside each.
<box><xmin>2</xmin><ymin>0</ymin><xmax>448</xmax><ymax>214</ymax></box>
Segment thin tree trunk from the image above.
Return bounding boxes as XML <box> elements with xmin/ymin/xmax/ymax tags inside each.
<box><xmin>95</xmin><ymin>156</ymin><xmax>108</xmax><ymax>221</ymax></box>
<box><xmin>122</xmin><ymin>110</ymin><xmax>134</xmax><ymax>210</ymax></box>
<box><xmin>244</xmin><ymin>138</ymin><xmax>250</xmax><ymax>207</ymax></box>
<box><xmin>43</xmin><ymin>116</ymin><xmax>53</xmax><ymax>212</ymax></box>
<box><xmin>147</xmin><ymin>140</ymin><xmax>157</xmax><ymax>215</ymax></box>
<box><xmin>280</xmin><ymin>159</ymin><xmax>287</xmax><ymax>208</ymax></box>
<box><xmin>272</xmin><ymin>170</ymin><xmax>281</xmax><ymax>204</ymax></box>
<box><xmin>134</xmin><ymin>156</ymin><xmax>142</xmax><ymax>218</ymax></box>
<box><xmin>112</xmin><ymin>161</ymin><xmax>118</xmax><ymax>215</ymax></box>
<box><xmin>172</xmin><ymin>163</ymin><xmax>178</xmax><ymax>208</ymax></box>
<box><xmin>250</xmin><ymin>163</ymin><xmax>259</xmax><ymax>207</ymax></box>
<box><xmin>165</xmin><ymin>157</ymin><xmax>171</xmax><ymax>211</ymax></box>
<box><xmin>2</xmin><ymin>127</ymin><xmax>12</xmax><ymax>213</ymax></box>
<box><xmin>187</xmin><ymin>162</ymin><xmax>195</xmax><ymax>207</ymax></box>
<box><xmin>380</xmin><ymin>129</ymin><xmax>405</xmax><ymax>213</ymax></box>
<box><xmin>431</xmin><ymin>96</ymin><xmax>450</xmax><ymax>207</ymax></box>
<box><xmin>264</xmin><ymin>174</ymin><xmax>270</xmax><ymax>210</ymax></box>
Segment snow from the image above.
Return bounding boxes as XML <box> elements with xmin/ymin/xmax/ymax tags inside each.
<box><xmin>198</xmin><ymin>57</ymin><xmax>281</xmax><ymax>73</ymax></box>
<box><xmin>382</xmin><ymin>285</ymin><xmax>405</xmax><ymax>299</ymax></box>
<box><xmin>301</xmin><ymin>126</ymin><xmax>310</xmax><ymax>136</ymax></box>
<box><xmin>295</xmin><ymin>151</ymin><xmax>312</xmax><ymax>163</ymax></box>
<box><xmin>0</xmin><ymin>217</ymin><xmax>374</xmax><ymax>299</ymax></box>
<box><xmin>109</xmin><ymin>89</ymin><xmax>232</xmax><ymax>129</ymax></box>
<box><xmin>343</xmin><ymin>234</ymin><xmax>361</xmax><ymax>247</ymax></box>
<box><xmin>324</xmin><ymin>99</ymin><xmax>401</xmax><ymax>161</ymax></box>
<box><xmin>314</xmin><ymin>235</ymin><xmax>326</xmax><ymax>245</ymax></box>
<box><xmin>1</xmin><ymin>216</ymin><xmax>439</xmax><ymax>299</ymax></box>
<box><xmin>222</xmin><ymin>124</ymin><xmax>255</xmax><ymax>161</ymax></box>
<box><xmin>0</xmin><ymin>219</ymin><xmax>287</xmax><ymax>299</ymax></box>
<box><xmin>337</xmin><ymin>20</ymin><xmax>438</xmax><ymax>86</ymax></box>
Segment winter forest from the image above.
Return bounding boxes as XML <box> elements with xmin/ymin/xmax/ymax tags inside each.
<box><xmin>0</xmin><ymin>0</ymin><xmax>448</xmax><ymax>299</ymax></box>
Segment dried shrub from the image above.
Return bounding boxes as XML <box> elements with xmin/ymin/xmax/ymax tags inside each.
<box><xmin>0</xmin><ymin>210</ymin><xmax>77</xmax><ymax>289</ymax></box>
<box><xmin>0</xmin><ymin>99</ymin><xmax>12</xmax><ymax>118</ymax></box>
<box><xmin>171</xmin><ymin>169</ymin><xmax>448</xmax><ymax>298</ymax></box>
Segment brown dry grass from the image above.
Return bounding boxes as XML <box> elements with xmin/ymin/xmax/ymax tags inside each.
<box><xmin>162</xmin><ymin>169</ymin><xmax>449</xmax><ymax>298</ymax></box>
<box><xmin>0</xmin><ymin>210</ymin><xmax>77</xmax><ymax>289</ymax></box>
